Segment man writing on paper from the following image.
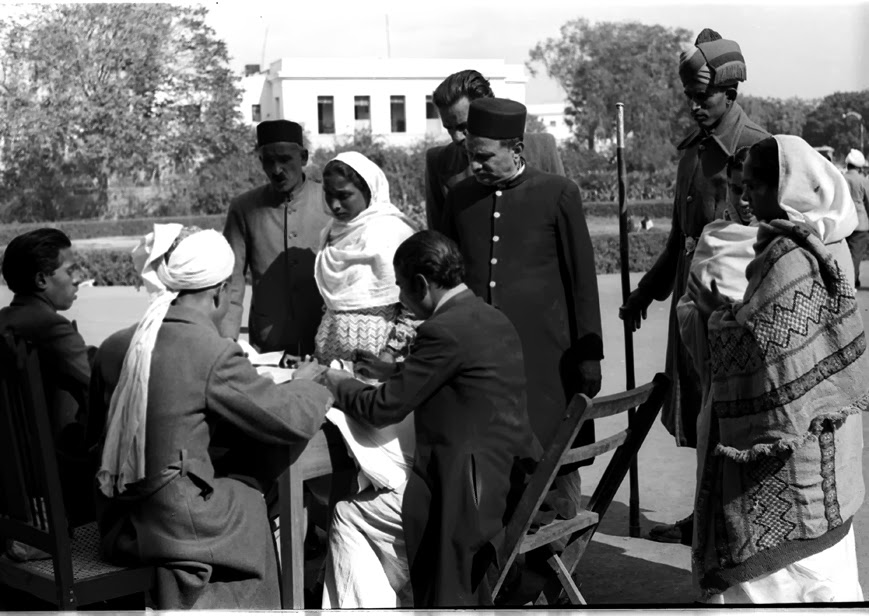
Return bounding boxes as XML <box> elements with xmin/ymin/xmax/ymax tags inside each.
<box><xmin>296</xmin><ymin>230</ymin><xmax>538</xmax><ymax>607</ymax></box>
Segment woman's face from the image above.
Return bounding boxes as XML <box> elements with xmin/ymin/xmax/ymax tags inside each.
<box><xmin>324</xmin><ymin>175</ymin><xmax>368</xmax><ymax>222</ymax></box>
<box><xmin>726</xmin><ymin>168</ymin><xmax>753</xmax><ymax>225</ymax></box>
<box><xmin>742</xmin><ymin>153</ymin><xmax>784</xmax><ymax>222</ymax></box>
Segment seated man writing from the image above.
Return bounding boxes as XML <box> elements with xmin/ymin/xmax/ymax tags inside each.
<box><xmin>296</xmin><ymin>230</ymin><xmax>539</xmax><ymax>607</ymax></box>
<box><xmin>0</xmin><ymin>228</ymin><xmax>96</xmax><ymax>533</ymax></box>
<box><xmin>93</xmin><ymin>225</ymin><xmax>334</xmax><ymax>609</ymax></box>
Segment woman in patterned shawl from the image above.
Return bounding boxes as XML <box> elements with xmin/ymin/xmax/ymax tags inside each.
<box><xmin>687</xmin><ymin>135</ymin><xmax>866</xmax><ymax>603</ymax></box>
<box><xmin>314</xmin><ymin>151</ymin><xmax>418</xmax><ymax>366</ymax></box>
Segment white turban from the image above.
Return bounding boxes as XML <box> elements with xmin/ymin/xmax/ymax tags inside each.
<box><xmin>97</xmin><ymin>224</ymin><xmax>235</xmax><ymax>497</ymax></box>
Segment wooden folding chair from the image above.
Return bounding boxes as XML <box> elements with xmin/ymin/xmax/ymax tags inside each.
<box><xmin>487</xmin><ymin>373</ymin><xmax>670</xmax><ymax>606</ymax></box>
<box><xmin>0</xmin><ymin>333</ymin><xmax>154</xmax><ymax>609</ymax></box>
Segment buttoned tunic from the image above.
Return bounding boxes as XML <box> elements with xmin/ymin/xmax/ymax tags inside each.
<box><xmin>636</xmin><ymin>102</ymin><xmax>768</xmax><ymax>447</ymax></box>
<box><xmin>221</xmin><ymin>178</ymin><xmax>332</xmax><ymax>353</ymax></box>
<box><xmin>443</xmin><ymin>166</ymin><xmax>602</xmax><ymax>451</ymax></box>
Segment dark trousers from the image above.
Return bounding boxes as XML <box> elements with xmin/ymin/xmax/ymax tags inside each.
<box><xmin>846</xmin><ymin>230</ymin><xmax>869</xmax><ymax>287</ymax></box>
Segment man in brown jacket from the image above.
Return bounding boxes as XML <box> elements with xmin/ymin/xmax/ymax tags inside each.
<box><xmin>221</xmin><ymin>120</ymin><xmax>331</xmax><ymax>354</ymax></box>
<box><xmin>619</xmin><ymin>28</ymin><xmax>769</xmax><ymax>544</ymax></box>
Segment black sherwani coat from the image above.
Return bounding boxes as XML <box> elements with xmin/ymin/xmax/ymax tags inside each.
<box><xmin>334</xmin><ymin>290</ymin><xmax>538</xmax><ymax>607</ymax></box>
<box><xmin>442</xmin><ymin>166</ymin><xmax>603</xmax><ymax>452</ymax></box>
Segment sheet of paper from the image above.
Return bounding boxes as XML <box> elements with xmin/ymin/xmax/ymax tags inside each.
<box><xmin>256</xmin><ymin>366</ymin><xmax>295</xmax><ymax>384</ymax></box>
<box><xmin>237</xmin><ymin>339</ymin><xmax>285</xmax><ymax>366</ymax></box>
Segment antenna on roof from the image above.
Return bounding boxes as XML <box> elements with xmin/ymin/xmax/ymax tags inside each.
<box><xmin>385</xmin><ymin>14</ymin><xmax>391</xmax><ymax>58</ymax></box>
<box><xmin>260</xmin><ymin>26</ymin><xmax>269</xmax><ymax>69</ymax></box>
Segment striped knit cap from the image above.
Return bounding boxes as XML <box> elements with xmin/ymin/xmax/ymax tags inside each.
<box><xmin>679</xmin><ymin>29</ymin><xmax>746</xmax><ymax>88</ymax></box>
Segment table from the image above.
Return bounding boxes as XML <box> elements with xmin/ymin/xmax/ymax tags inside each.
<box><xmin>278</xmin><ymin>422</ymin><xmax>355</xmax><ymax>609</ymax></box>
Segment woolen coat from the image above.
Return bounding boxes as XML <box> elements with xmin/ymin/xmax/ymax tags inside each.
<box><xmin>636</xmin><ymin>102</ymin><xmax>768</xmax><ymax>447</ymax></box>
<box><xmin>425</xmin><ymin>132</ymin><xmax>566</xmax><ymax>233</ymax></box>
<box><xmin>94</xmin><ymin>306</ymin><xmax>333</xmax><ymax>609</ymax></box>
<box><xmin>221</xmin><ymin>177</ymin><xmax>332</xmax><ymax>353</ymax></box>
<box><xmin>334</xmin><ymin>290</ymin><xmax>538</xmax><ymax>607</ymax></box>
<box><xmin>442</xmin><ymin>166</ymin><xmax>602</xmax><ymax>452</ymax></box>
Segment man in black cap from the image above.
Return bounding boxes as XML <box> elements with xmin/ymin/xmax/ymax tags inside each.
<box><xmin>618</xmin><ymin>28</ymin><xmax>768</xmax><ymax>545</ymax></box>
<box><xmin>221</xmin><ymin>120</ymin><xmax>331</xmax><ymax>353</ymax></box>
<box><xmin>442</xmin><ymin>97</ymin><xmax>602</xmax><ymax>509</ymax></box>
<box><xmin>425</xmin><ymin>70</ymin><xmax>565</xmax><ymax>233</ymax></box>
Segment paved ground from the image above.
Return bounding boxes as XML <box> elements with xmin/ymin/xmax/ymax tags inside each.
<box><xmin>1</xmin><ymin>269</ymin><xmax>868</xmax><ymax>606</ymax></box>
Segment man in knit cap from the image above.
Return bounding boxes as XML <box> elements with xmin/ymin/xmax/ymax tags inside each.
<box><xmin>221</xmin><ymin>120</ymin><xmax>331</xmax><ymax>354</ymax></box>
<box><xmin>844</xmin><ymin>148</ymin><xmax>869</xmax><ymax>287</ymax></box>
<box><xmin>619</xmin><ymin>28</ymin><xmax>768</xmax><ymax>544</ymax></box>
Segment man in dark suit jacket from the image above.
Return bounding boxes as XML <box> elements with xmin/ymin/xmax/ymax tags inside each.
<box><xmin>300</xmin><ymin>230</ymin><xmax>538</xmax><ymax>608</ymax></box>
<box><xmin>0</xmin><ymin>228</ymin><xmax>96</xmax><ymax>527</ymax></box>
<box><xmin>425</xmin><ymin>69</ymin><xmax>565</xmax><ymax>233</ymax></box>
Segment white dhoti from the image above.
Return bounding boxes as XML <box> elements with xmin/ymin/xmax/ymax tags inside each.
<box><xmin>322</xmin><ymin>485</ymin><xmax>413</xmax><ymax>608</ymax></box>
<box><xmin>706</xmin><ymin>525</ymin><xmax>864</xmax><ymax>604</ymax></box>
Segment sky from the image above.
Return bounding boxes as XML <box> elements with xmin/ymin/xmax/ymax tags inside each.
<box><xmin>202</xmin><ymin>0</ymin><xmax>869</xmax><ymax>104</ymax></box>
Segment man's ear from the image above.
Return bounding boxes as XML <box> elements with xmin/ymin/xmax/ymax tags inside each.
<box><xmin>300</xmin><ymin>148</ymin><xmax>309</xmax><ymax>166</ymax></box>
<box><xmin>513</xmin><ymin>140</ymin><xmax>525</xmax><ymax>157</ymax></box>
<box><xmin>34</xmin><ymin>271</ymin><xmax>48</xmax><ymax>291</ymax></box>
<box><xmin>725</xmin><ymin>88</ymin><xmax>738</xmax><ymax>103</ymax></box>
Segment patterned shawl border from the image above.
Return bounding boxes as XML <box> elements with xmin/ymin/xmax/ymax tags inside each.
<box><xmin>713</xmin><ymin>395</ymin><xmax>868</xmax><ymax>463</ymax></box>
<box><xmin>699</xmin><ymin>517</ymin><xmax>852</xmax><ymax>599</ymax></box>
<box><xmin>712</xmin><ymin>331</ymin><xmax>867</xmax><ymax>419</ymax></box>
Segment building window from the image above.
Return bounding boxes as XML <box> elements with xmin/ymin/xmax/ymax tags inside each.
<box><xmin>390</xmin><ymin>95</ymin><xmax>406</xmax><ymax>133</ymax></box>
<box><xmin>252</xmin><ymin>104</ymin><xmax>261</xmax><ymax>123</ymax></box>
<box><xmin>275</xmin><ymin>97</ymin><xmax>281</xmax><ymax>119</ymax></box>
<box><xmin>425</xmin><ymin>95</ymin><xmax>438</xmax><ymax>119</ymax></box>
<box><xmin>318</xmin><ymin>96</ymin><xmax>335</xmax><ymax>134</ymax></box>
<box><xmin>550</xmin><ymin>120</ymin><xmax>557</xmax><ymax>127</ymax></box>
<box><xmin>354</xmin><ymin>96</ymin><xmax>371</xmax><ymax>120</ymax></box>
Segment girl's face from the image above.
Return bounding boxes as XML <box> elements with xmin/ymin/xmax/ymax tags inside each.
<box><xmin>324</xmin><ymin>175</ymin><xmax>368</xmax><ymax>222</ymax></box>
<box><xmin>726</xmin><ymin>168</ymin><xmax>754</xmax><ymax>225</ymax></box>
<box><xmin>742</xmin><ymin>153</ymin><xmax>785</xmax><ymax>222</ymax></box>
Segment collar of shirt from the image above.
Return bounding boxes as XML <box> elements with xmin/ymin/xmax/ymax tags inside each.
<box><xmin>267</xmin><ymin>174</ymin><xmax>308</xmax><ymax>205</ymax></box>
<box><xmin>677</xmin><ymin>103</ymin><xmax>745</xmax><ymax>155</ymax></box>
<box><xmin>493</xmin><ymin>162</ymin><xmax>526</xmax><ymax>190</ymax></box>
<box><xmin>434</xmin><ymin>283</ymin><xmax>468</xmax><ymax>314</ymax></box>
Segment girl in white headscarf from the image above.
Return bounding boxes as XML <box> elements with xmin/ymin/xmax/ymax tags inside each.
<box><xmin>688</xmin><ymin>135</ymin><xmax>866</xmax><ymax>603</ymax></box>
<box><xmin>314</xmin><ymin>151</ymin><xmax>418</xmax><ymax>366</ymax></box>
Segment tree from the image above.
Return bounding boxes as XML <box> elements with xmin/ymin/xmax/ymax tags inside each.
<box><xmin>0</xmin><ymin>3</ymin><xmax>247</xmax><ymax>221</ymax></box>
<box><xmin>739</xmin><ymin>95</ymin><xmax>817</xmax><ymax>137</ymax></box>
<box><xmin>802</xmin><ymin>90</ymin><xmax>869</xmax><ymax>158</ymax></box>
<box><xmin>528</xmin><ymin>19</ymin><xmax>693</xmax><ymax>171</ymax></box>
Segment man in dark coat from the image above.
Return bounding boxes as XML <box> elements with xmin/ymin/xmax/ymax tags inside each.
<box><xmin>425</xmin><ymin>69</ymin><xmax>565</xmax><ymax>233</ymax></box>
<box><xmin>0</xmin><ymin>228</ymin><xmax>96</xmax><ymax>528</ymax></box>
<box><xmin>619</xmin><ymin>28</ymin><xmax>768</xmax><ymax>544</ymax></box>
<box><xmin>442</xmin><ymin>97</ymin><xmax>602</xmax><ymax>467</ymax></box>
<box><xmin>300</xmin><ymin>231</ymin><xmax>538</xmax><ymax>607</ymax></box>
<box><xmin>221</xmin><ymin>120</ymin><xmax>331</xmax><ymax>354</ymax></box>
<box><xmin>94</xmin><ymin>226</ymin><xmax>334</xmax><ymax>609</ymax></box>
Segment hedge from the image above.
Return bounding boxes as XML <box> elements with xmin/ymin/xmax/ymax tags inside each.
<box><xmin>0</xmin><ymin>229</ymin><xmax>670</xmax><ymax>288</ymax></box>
<box><xmin>0</xmin><ymin>201</ymin><xmax>672</xmax><ymax>247</ymax></box>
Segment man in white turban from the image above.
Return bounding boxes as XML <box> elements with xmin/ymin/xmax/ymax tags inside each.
<box><xmin>92</xmin><ymin>224</ymin><xmax>334</xmax><ymax>609</ymax></box>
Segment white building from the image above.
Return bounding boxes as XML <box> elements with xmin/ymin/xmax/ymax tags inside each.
<box><xmin>240</xmin><ymin>57</ymin><xmax>528</xmax><ymax>150</ymax></box>
<box><xmin>526</xmin><ymin>103</ymin><xmax>573</xmax><ymax>142</ymax></box>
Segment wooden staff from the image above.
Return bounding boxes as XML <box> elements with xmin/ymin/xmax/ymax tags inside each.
<box><xmin>616</xmin><ymin>102</ymin><xmax>640</xmax><ymax>538</ymax></box>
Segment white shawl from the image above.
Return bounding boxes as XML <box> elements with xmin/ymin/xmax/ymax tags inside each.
<box><xmin>97</xmin><ymin>225</ymin><xmax>235</xmax><ymax>497</ymax></box>
<box><xmin>315</xmin><ymin>151</ymin><xmax>416</xmax><ymax>311</ymax></box>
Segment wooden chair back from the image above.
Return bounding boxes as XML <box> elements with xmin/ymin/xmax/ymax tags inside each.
<box><xmin>489</xmin><ymin>373</ymin><xmax>670</xmax><ymax>604</ymax></box>
<box><xmin>0</xmin><ymin>332</ymin><xmax>153</xmax><ymax>608</ymax></box>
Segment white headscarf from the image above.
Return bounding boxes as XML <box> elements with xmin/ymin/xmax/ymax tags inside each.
<box><xmin>315</xmin><ymin>151</ymin><xmax>416</xmax><ymax>311</ymax></box>
<box><xmin>775</xmin><ymin>134</ymin><xmax>858</xmax><ymax>244</ymax></box>
<box><xmin>97</xmin><ymin>225</ymin><xmax>235</xmax><ymax>497</ymax></box>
